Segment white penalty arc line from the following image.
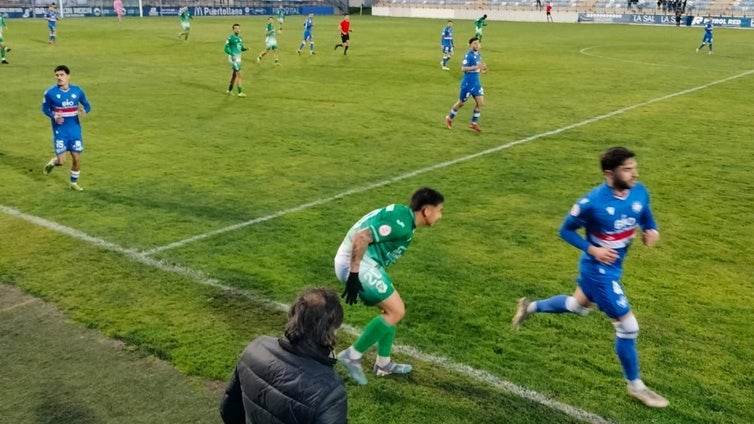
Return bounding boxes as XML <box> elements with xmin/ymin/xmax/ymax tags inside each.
<box><xmin>0</xmin><ymin>204</ymin><xmax>613</xmax><ymax>424</ymax></box>
<box><xmin>143</xmin><ymin>69</ymin><xmax>754</xmax><ymax>256</ymax></box>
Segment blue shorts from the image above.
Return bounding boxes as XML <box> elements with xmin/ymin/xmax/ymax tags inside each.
<box><xmin>702</xmin><ymin>35</ymin><xmax>712</xmax><ymax>43</ymax></box>
<box><xmin>53</xmin><ymin>137</ymin><xmax>84</xmax><ymax>155</ymax></box>
<box><xmin>442</xmin><ymin>44</ymin><xmax>453</xmax><ymax>54</ymax></box>
<box><xmin>303</xmin><ymin>30</ymin><xmax>312</xmax><ymax>40</ymax></box>
<box><xmin>459</xmin><ymin>81</ymin><xmax>483</xmax><ymax>101</ymax></box>
<box><xmin>48</xmin><ymin>22</ymin><xmax>56</xmax><ymax>32</ymax></box>
<box><xmin>577</xmin><ymin>272</ymin><xmax>631</xmax><ymax>319</ymax></box>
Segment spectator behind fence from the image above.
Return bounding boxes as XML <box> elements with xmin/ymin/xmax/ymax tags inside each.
<box><xmin>220</xmin><ymin>287</ymin><xmax>347</xmax><ymax>424</ymax></box>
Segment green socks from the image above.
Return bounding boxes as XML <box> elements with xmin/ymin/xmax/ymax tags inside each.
<box><xmin>354</xmin><ymin>316</ymin><xmax>395</xmax><ymax>355</ymax></box>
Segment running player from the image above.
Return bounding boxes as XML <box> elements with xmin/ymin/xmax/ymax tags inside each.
<box><xmin>42</xmin><ymin>65</ymin><xmax>92</xmax><ymax>191</ymax></box>
<box><xmin>512</xmin><ymin>147</ymin><xmax>669</xmax><ymax>408</ymax></box>
<box><xmin>224</xmin><ymin>23</ymin><xmax>248</xmax><ymax>97</ymax></box>
<box><xmin>257</xmin><ymin>17</ymin><xmax>279</xmax><ymax>65</ymax></box>
<box><xmin>336</xmin><ymin>188</ymin><xmax>445</xmax><ymax>386</ymax></box>
<box><xmin>440</xmin><ymin>20</ymin><xmax>454</xmax><ymax>71</ymax></box>
<box><xmin>46</xmin><ymin>4</ymin><xmax>59</xmax><ymax>45</ymax></box>
<box><xmin>113</xmin><ymin>0</ymin><xmax>124</xmax><ymax>22</ymax></box>
<box><xmin>445</xmin><ymin>37</ymin><xmax>486</xmax><ymax>132</ymax></box>
<box><xmin>0</xmin><ymin>14</ymin><xmax>11</xmax><ymax>64</ymax></box>
<box><xmin>334</xmin><ymin>14</ymin><xmax>350</xmax><ymax>55</ymax></box>
<box><xmin>276</xmin><ymin>7</ymin><xmax>285</xmax><ymax>32</ymax></box>
<box><xmin>474</xmin><ymin>14</ymin><xmax>487</xmax><ymax>41</ymax></box>
<box><xmin>696</xmin><ymin>18</ymin><xmax>713</xmax><ymax>54</ymax></box>
<box><xmin>297</xmin><ymin>13</ymin><xmax>315</xmax><ymax>55</ymax></box>
<box><xmin>178</xmin><ymin>6</ymin><xmax>192</xmax><ymax>41</ymax></box>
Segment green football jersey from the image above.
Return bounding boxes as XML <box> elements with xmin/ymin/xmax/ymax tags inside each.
<box><xmin>265</xmin><ymin>22</ymin><xmax>275</xmax><ymax>37</ymax></box>
<box><xmin>0</xmin><ymin>15</ymin><xmax>6</xmax><ymax>37</ymax></box>
<box><xmin>179</xmin><ymin>9</ymin><xmax>191</xmax><ymax>23</ymax></box>
<box><xmin>475</xmin><ymin>17</ymin><xmax>487</xmax><ymax>30</ymax></box>
<box><xmin>224</xmin><ymin>34</ymin><xmax>245</xmax><ymax>56</ymax></box>
<box><xmin>345</xmin><ymin>204</ymin><xmax>416</xmax><ymax>268</ymax></box>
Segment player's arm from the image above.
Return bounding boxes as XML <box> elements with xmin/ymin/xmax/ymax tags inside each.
<box><xmin>639</xmin><ymin>194</ymin><xmax>659</xmax><ymax>246</ymax></box>
<box><xmin>349</xmin><ymin>228</ymin><xmax>373</xmax><ymax>273</ymax></box>
<box><xmin>559</xmin><ymin>203</ymin><xmax>618</xmax><ymax>264</ymax></box>
<box><xmin>461</xmin><ymin>61</ymin><xmax>484</xmax><ymax>73</ymax></box>
<box><xmin>79</xmin><ymin>91</ymin><xmax>92</xmax><ymax>116</ymax></box>
<box><xmin>341</xmin><ymin>227</ymin><xmax>372</xmax><ymax>305</ymax></box>
<box><xmin>41</xmin><ymin>92</ymin><xmax>55</xmax><ymax>118</ymax></box>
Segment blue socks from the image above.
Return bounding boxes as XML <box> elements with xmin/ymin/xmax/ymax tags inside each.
<box><xmin>615</xmin><ymin>337</ymin><xmax>639</xmax><ymax>381</ymax></box>
<box><xmin>535</xmin><ymin>294</ymin><xmax>569</xmax><ymax>313</ymax></box>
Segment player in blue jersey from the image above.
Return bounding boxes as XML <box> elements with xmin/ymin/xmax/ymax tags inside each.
<box><xmin>46</xmin><ymin>4</ymin><xmax>59</xmax><ymax>45</ymax></box>
<box><xmin>511</xmin><ymin>147</ymin><xmax>669</xmax><ymax>408</ymax></box>
<box><xmin>445</xmin><ymin>37</ymin><xmax>486</xmax><ymax>132</ymax></box>
<box><xmin>440</xmin><ymin>20</ymin><xmax>454</xmax><ymax>71</ymax></box>
<box><xmin>42</xmin><ymin>65</ymin><xmax>92</xmax><ymax>191</ymax></box>
<box><xmin>696</xmin><ymin>19</ymin><xmax>713</xmax><ymax>54</ymax></box>
<box><xmin>296</xmin><ymin>13</ymin><xmax>315</xmax><ymax>55</ymax></box>
<box><xmin>335</xmin><ymin>188</ymin><xmax>444</xmax><ymax>385</ymax></box>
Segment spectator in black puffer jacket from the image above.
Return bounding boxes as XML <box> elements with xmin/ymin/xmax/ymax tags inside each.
<box><xmin>220</xmin><ymin>287</ymin><xmax>347</xmax><ymax>424</ymax></box>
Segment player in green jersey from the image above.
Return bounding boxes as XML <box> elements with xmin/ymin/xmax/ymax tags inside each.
<box><xmin>474</xmin><ymin>14</ymin><xmax>487</xmax><ymax>41</ymax></box>
<box><xmin>256</xmin><ymin>17</ymin><xmax>279</xmax><ymax>65</ymax></box>
<box><xmin>178</xmin><ymin>6</ymin><xmax>192</xmax><ymax>41</ymax></box>
<box><xmin>276</xmin><ymin>7</ymin><xmax>285</xmax><ymax>32</ymax></box>
<box><xmin>224</xmin><ymin>23</ymin><xmax>248</xmax><ymax>97</ymax></box>
<box><xmin>0</xmin><ymin>15</ymin><xmax>11</xmax><ymax>64</ymax></box>
<box><xmin>335</xmin><ymin>187</ymin><xmax>445</xmax><ymax>385</ymax></box>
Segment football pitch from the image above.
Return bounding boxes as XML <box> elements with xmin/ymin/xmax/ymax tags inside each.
<box><xmin>1</xmin><ymin>15</ymin><xmax>753</xmax><ymax>423</ymax></box>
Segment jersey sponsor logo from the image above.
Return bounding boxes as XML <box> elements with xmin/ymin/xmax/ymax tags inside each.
<box><xmin>378</xmin><ymin>224</ymin><xmax>392</xmax><ymax>237</ymax></box>
<box><xmin>613</xmin><ymin>215</ymin><xmax>637</xmax><ymax>231</ymax></box>
<box><xmin>631</xmin><ymin>202</ymin><xmax>643</xmax><ymax>213</ymax></box>
<box><xmin>61</xmin><ymin>99</ymin><xmax>75</xmax><ymax>107</ymax></box>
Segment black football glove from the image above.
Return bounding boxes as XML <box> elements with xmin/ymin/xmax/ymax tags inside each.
<box><xmin>341</xmin><ymin>272</ymin><xmax>363</xmax><ymax>306</ymax></box>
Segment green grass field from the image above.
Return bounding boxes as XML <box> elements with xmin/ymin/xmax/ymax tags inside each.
<box><xmin>1</xmin><ymin>14</ymin><xmax>753</xmax><ymax>424</ymax></box>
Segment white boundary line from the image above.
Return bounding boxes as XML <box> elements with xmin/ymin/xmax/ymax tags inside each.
<box><xmin>1</xmin><ymin>204</ymin><xmax>613</xmax><ymax>424</ymax></box>
<box><xmin>143</xmin><ymin>69</ymin><xmax>754</xmax><ymax>256</ymax></box>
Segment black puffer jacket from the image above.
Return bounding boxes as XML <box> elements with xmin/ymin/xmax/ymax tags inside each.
<box><xmin>220</xmin><ymin>336</ymin><xmax>347</xmax><ymax>424</ymax></box>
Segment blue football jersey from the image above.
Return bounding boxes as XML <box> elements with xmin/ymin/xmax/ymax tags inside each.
<box><xmin>560</xmin><ymin>182</ymin><xmax>657</xmax><ymax>275</ymax></box>
<box><xmin>42</xmin><ymin>84</ymin><xmax>91</xmax><ymax>139</ymax></box>
<box><xmin>441</xmin><ymin>25</ymin><xmax>453</xmax><ymax>46</ymax></box>
<box><xmin>461</xmin><ymin>50</ymin><xmax>481</xmax><ymax>83</ymax></box>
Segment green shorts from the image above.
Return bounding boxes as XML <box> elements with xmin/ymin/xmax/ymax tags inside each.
<box><xmin>358</xmin><ymin>260</ymin><xmax>395</xmax><ymax>306</ymax></box>
<box><xmin>228</xmin><ymin>55</ymin><xmax>242</xmax><ymax>72</ymax></box>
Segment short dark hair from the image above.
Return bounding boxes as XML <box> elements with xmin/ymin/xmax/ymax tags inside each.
<box><xmin>600</xmin><ymin>146</ymin><xmax>636</xmax><ymax>172</ymax></box>
<box><xmin>469</xmin><ymin>37</ymin><xmax>479</xmax><ymax>44</ymax></box>
<box><xmin>284</xmin><ymin>287</ymin><xmax>343</xmax><ymax>350</ymax></box>
<box><xmin>232</xmin><ymin>23</ymin><xmax>240</xmax><ymax>28</ymax></box>
<box><xmin>410</xmin><ymin>187</ymin><xmax>444</xmax><ymax>211</ymax></box>
<box><xmin>54</xmin><ymin>65</ymin><xmax>70</xmax><ymax>74</ymax></box>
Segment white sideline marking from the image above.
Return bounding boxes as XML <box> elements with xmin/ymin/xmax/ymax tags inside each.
<box><xmin>579</xmin><ymin>46</ymin><xmax>703</xmax><ymax>69</ymax></box>
<box><xmin>0</xmin><ymin>298</ymin><xmax>40</xmax><ymax>314</ymax></box>
<box><xmin>144</xmin><ymin>69</ymin><xmax>754</xmax><ymax>256</ymax></box>
<box><xmin>1</xmin><ymin>204</ymin><xmax>613</xmax><ymax>424</ymax></box>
